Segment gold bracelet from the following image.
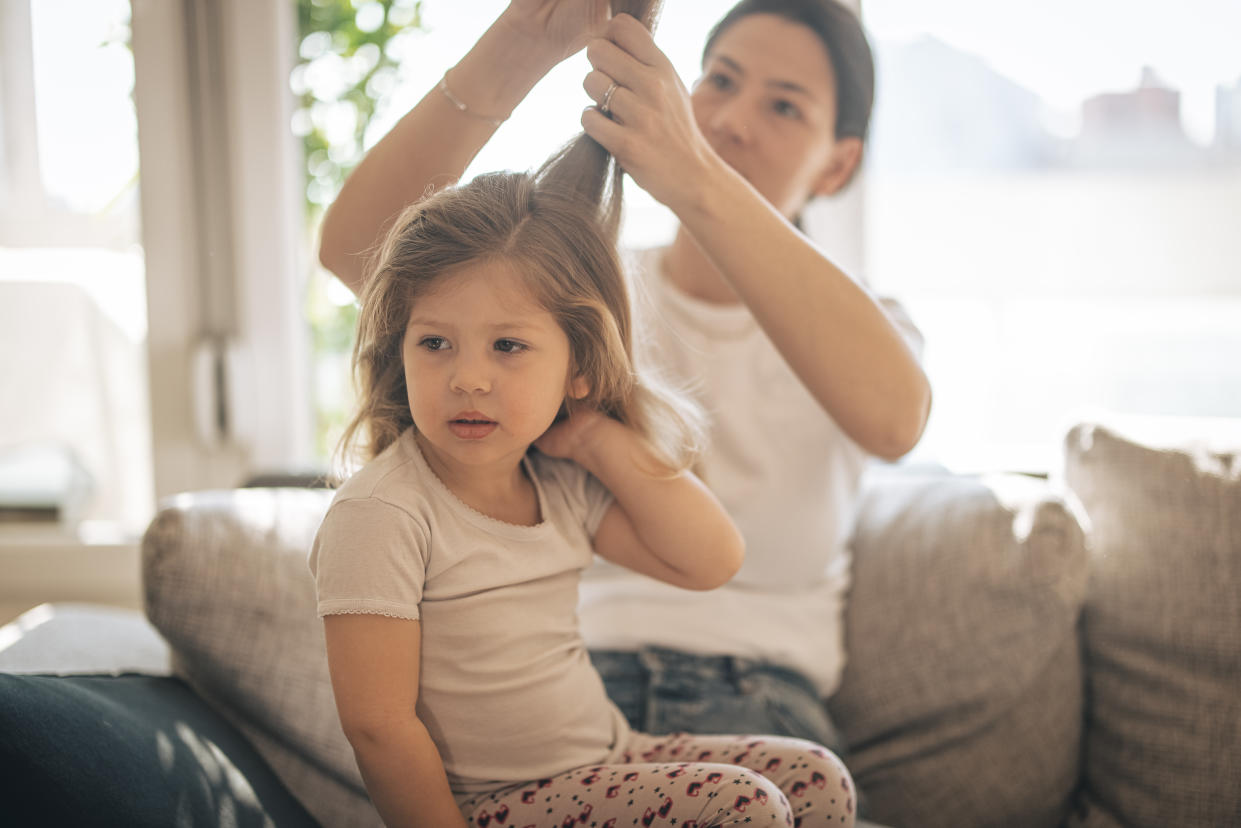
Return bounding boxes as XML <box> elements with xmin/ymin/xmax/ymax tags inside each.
<box><xmin>437</xmin><ymin>72</ymin><xmax>507</xmax><ymax>128</ymax></box>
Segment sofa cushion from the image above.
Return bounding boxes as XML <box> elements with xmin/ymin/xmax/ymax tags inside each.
<box><xmin>1062</xmin><ymin>421</ymin><xmax>1241</xmax><ymax>828</ymax></box>
<box><xmin>830</xmin><ymin>469</ymin><xmax>1089</xmax><ymax>828</ymax></box>
<box><xmin>142</xmin><ymin>488</ymin><xmax>381</xmax><ymax>828</ymax></box>
<box><xmin>0</xmin><ymin>673</ymin><xmax>318</xmax><ymax>827</ymax></box>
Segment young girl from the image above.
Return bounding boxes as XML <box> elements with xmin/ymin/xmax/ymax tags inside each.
<box><xmin>310</xmin><ymin>7</ymin><xmax>856</xmax><ymax>818</ymax></box>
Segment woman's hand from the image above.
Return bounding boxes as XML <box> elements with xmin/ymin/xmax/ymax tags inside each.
<box><xmin>497</xmin><ymin>0</ymin><xmax>612</xmax><ymax>65</ymax></box>
<box><xmin>534</xmin><ymin>407</ymin><xmax>610</xmax><ymax>464</ymax></box>
<box><xmin>580</xmin><ymin>14</ymin><xmax>722</xmax><ymax>213</ymax></box>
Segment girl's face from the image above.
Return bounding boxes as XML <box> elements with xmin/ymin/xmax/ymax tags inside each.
<box><xmin>692</xmin><ymin>14</ymin><xmax>855</xmax><ymax>218</ymax></box>
<box><xmin>402</xmin><ymin>258</ymin><xmax>582</xmax><ymax>480</ymax></box>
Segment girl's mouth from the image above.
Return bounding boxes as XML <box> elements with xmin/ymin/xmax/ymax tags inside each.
<box><xmin>448</xmin><ymin>416</ymin><xmax>497</xmax><ymax>440</ymax></box>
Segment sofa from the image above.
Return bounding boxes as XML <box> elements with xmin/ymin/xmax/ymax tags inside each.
<box><xmin>1</xmin><ymin>417</ymin><xmax>1238</xmax><ymax>827</ymax></box>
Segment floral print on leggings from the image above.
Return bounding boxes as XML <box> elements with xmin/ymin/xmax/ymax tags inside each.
<box><xmin>460</xmin><ymin>732</ymin><xmax>854</xmax><ymax>827</ymax></box>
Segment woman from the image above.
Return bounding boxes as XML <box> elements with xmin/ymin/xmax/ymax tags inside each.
<box><xmin>318</xmin><ymin>0</ymin><xmax>930</xmax><ymax>762</ymax></box>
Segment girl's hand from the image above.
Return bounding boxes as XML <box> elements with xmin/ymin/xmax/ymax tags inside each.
<box><xmin>580</xmin><ymin>14</ymin><xmax>721</xmax><ymax>213</ymax></box>
<box><xmin>497</xmin><ymin>0</ymin><xmax>612</xmax><ymax>65</ymax></box>
<box><xmin>534</xmin><ymin>407</ymin><xmax>610</xmax><ymax>464</ymax></box>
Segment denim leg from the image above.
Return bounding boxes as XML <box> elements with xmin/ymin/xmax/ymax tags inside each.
<box><xmin>590</xmin><ymin>646</ymin><xmax>868</xmax><ymax>817</ymax></box>
<box><xmin>590</xmin><ymin>647</ymin><xmax>843</xmax><ymax>753</ymax></box>
<box><xmin>589</xmin><ymin>649</ymin><xmax>648</xmax><ymax>731</ymax></box>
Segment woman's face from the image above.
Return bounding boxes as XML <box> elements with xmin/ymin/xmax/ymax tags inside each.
<box><xmin>691</xmin><ymin>14</ymin><xmax>856</xmax><ymax>218</ymax></box>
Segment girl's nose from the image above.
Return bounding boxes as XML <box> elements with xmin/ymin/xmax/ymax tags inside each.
<box><xmin>449</xmin><ymin>354</ymin><xmax>491</xmax><ymax>395</ymax></box>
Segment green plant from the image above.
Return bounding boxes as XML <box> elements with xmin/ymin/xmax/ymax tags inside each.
<box><xmin>293</xmin><ymin>0</ymin><xmax>424</xmax><ymax>458</ymax></box>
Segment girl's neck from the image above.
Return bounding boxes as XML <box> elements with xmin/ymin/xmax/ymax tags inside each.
<box><xmin>665</xmin><ymin>228</ymin><xmax>743</xmax><ymax>306</ymax></box>
<box><xmin>414</xmin><ymin>434</ymin><xmax>541</xmax><ymax>526</ymax></box>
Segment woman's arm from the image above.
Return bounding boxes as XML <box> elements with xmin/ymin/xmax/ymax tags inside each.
<box><xmin>668</xmin><ymin>159</ymin><xmax>930</xmax><ymax>461</ymax></box>
<box><xmin>318</xmin><ymin>1</ymin><xmax>610</xmax><ymax>292</ymax></box>
<box><xmin>323</xmin><ymin>614</ymin><xmax>467</xmax><ymax>828</ymax></box>
<box><xmin>536</xmin><ymin>412</ymin><xmax>744</xmax><ymax>590</ymax></box>
<box><xmin>581</xmin><ymin>16</ymin><xmax>931</xmax><ymax>460</ymax></box>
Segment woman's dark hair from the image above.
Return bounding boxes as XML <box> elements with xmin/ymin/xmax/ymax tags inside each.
<box><xmin>702</xmin><ymin>0</ymin><xmax>875</xmax><ymax>141</ymax></box>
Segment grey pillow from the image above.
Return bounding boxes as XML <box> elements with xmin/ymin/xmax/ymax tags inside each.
<box><xmin>830</xmin><ymin>469</ymin><xmax>1089</xmax><ymax>828</ymax></box>
<box><xmin>1062</xmin><ymin>423</ymin><xmax>1241</xmax><ymax>828</ymax></box>
<box><xmin>142</xmin><ymin>488</ymin><xmax>381</xmax><ymax>828</ymax></box>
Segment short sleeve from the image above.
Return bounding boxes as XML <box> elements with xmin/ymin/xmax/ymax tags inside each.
<box><xmin>532</xmin><ymin>454</ymin><xmax>615</xmax><ymax>538</ymax></box>
<box><xmin>308</xmin><ymin>497</ymin><xmax>429</xmax><ymax>620</ymax></box>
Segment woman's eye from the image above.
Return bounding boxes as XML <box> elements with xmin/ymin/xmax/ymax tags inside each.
<box><xmin>494</xmin><ymin>338</ymin><xmax>527</xmax><ymax>354</ymax></box>
<box><xmin>706</xmin><ymin>72</ymin><xmax>733</xmax><ymax>92</ymax></box>
<box><xmin>419</xmin><ymin>336</ymin><xmax>448</xmax><ymax>351</ymax></box>
<box><xmin>773</xmin><ymin>99</ymin><xmax>802</xmax><ymax>120</ymax></box>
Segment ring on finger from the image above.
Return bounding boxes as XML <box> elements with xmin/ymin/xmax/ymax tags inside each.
<box><xmin>600</xmin><ymin>81</ymin><xmax>618</xmax><ymax>115</ymax></box>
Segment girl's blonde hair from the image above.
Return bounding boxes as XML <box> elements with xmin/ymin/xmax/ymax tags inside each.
<box><xmin>336</xmin><ymin>0</ymin><xmax>702</xmax><ymax>478</ymax></box>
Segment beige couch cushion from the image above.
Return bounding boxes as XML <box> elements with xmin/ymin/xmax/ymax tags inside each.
<box><xmin>831</xmin><ymin>469</ymin><xmax>1089</xmax><ymax>828</ymax></box>
<box><xmin>1063</xmin><ymin>421</ymin><xmax>1241</xmax><ymax>828</ymax></box>
<box><xmin>142</xmin><ymin>488</ymin><xmax>380</xmax><ymax>828</ymax></box>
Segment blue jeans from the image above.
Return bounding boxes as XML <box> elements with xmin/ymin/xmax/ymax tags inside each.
<box><xmin>589</xmin><ymin>646</ymin><xmax>846</xmax><ymax>757</ymax></box>
<box><xmin>590</xmin><ymin>646</ymin><xmax>871</xmax><ymax>818</ymax></box>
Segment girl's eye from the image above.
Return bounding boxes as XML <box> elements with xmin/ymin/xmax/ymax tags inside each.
<box><xmin>419</xmin><ymin>336</ymin><xmax>448</xmax><ymax>351</ymax></box>
<box><xmin>705</xmin><ymin>72</ymin><xmax>733</xmax><ymax>92</ymax></box>
<box><xmin>494</xmin><ymin>338</ymin><xmax>527</xmax><ymax>354</ymax></box>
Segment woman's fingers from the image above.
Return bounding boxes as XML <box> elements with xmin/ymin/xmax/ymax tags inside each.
<box><xmin>583</xmin><ymin>69</ymin><xmax>627</xmax><ymax>120</ymax></box>
<box><xmin>583</xmin><ymin>69</ymin><xmax>610</xmax><ymax>105</ymax></box>
<box><xmin>582</xmin><ymin>103</ymin><xmax>627</xmax><ymax>154</ymax></box>
<box><xmin>602</xmin><ymin>12</ymin><xmax>665</xmax><ymax>67</ymax></box>
<box><xmin>504</xmin><ymin>0</ymin><xmax>612</xmax><ymax>58</ymax></box>
<box><xmin>585</xmin><ymin>35</ymin><xmax>644</xmax><ymax>90</ymax></box>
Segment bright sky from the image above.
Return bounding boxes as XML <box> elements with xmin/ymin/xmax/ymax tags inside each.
<box><xmin>29</xmin><ymin>0</ymin><xmax>1241</xmax><ymax>211</ymax></box>
<box><xmin>862</xmin><ymin>0</ymin><xmax>1241</xmax><ymax>145</ymax></box>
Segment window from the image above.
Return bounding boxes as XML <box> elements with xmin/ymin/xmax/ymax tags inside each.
<box><xmin>0</xmin><ymin>0</ymin><xmax>152</xmax><ymax>537</ymax></box>
<box><xmin>862</xmin><ymin>0</ymin><xmax>1241</xmax><ymax>472</ymax></box>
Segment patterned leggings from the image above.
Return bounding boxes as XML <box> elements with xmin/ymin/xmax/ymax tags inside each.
<box><xmin>460</xmin><ymin>731</ymin><xmax>854</xmax><ymax>827</ymax></box>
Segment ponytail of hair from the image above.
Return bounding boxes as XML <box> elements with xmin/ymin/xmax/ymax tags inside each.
<box><xmin>535</xmin><ymin>0</ymin><xmax>664</xmax><ymax>247</ymax></box>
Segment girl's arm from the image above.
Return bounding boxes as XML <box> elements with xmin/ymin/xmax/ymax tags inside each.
<box><xmin>318</xmin><ymin>1</ymin><xmax>610</xmax><ymax>293</ymax></box>
<box><xmin>537</xmin><ymin>413</ymin><xmax>744</xmax><ymax>590</ymax></box>
<box><xmin>323</xmin><ymin>614</ymin><xmax>467</xmax><ymax>828</ymax></box>
<box><xmin>582</xmin><ymin>16</ymin><xmax>931</xmax><ymax>460</ymax></box>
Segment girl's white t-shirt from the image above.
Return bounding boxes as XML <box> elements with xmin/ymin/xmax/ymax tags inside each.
<box><xmin>578</xmin><ymin>248</ymin><xmax>922</xmax><ymax>697</ymax></box>
<box><xmin>310</xmin><ymin>428</ymin><xmax>627</xmax><ymax>792</ymax></box>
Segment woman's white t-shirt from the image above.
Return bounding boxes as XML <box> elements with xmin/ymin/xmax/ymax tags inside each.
<box><xmin>578</xmin><ymin>248</ymin><xmax>922</xmax><ymax>697</ymax></box>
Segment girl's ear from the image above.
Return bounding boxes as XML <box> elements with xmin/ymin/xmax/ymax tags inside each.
<box><xmin>569</xmin><ymin>374</ymin><xmax>591</xmax><ymax>400</ymax></box>
<box><xmin>812</xmin><ymin>136</ymin><xmax>864</xmax><ymax>198</ymax></box>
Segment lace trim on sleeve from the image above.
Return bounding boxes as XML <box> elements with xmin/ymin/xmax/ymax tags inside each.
<box><xmin>320</xmin><ymin>607</ymin><xmax>420</xmax><ymax>621</ymax></box>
